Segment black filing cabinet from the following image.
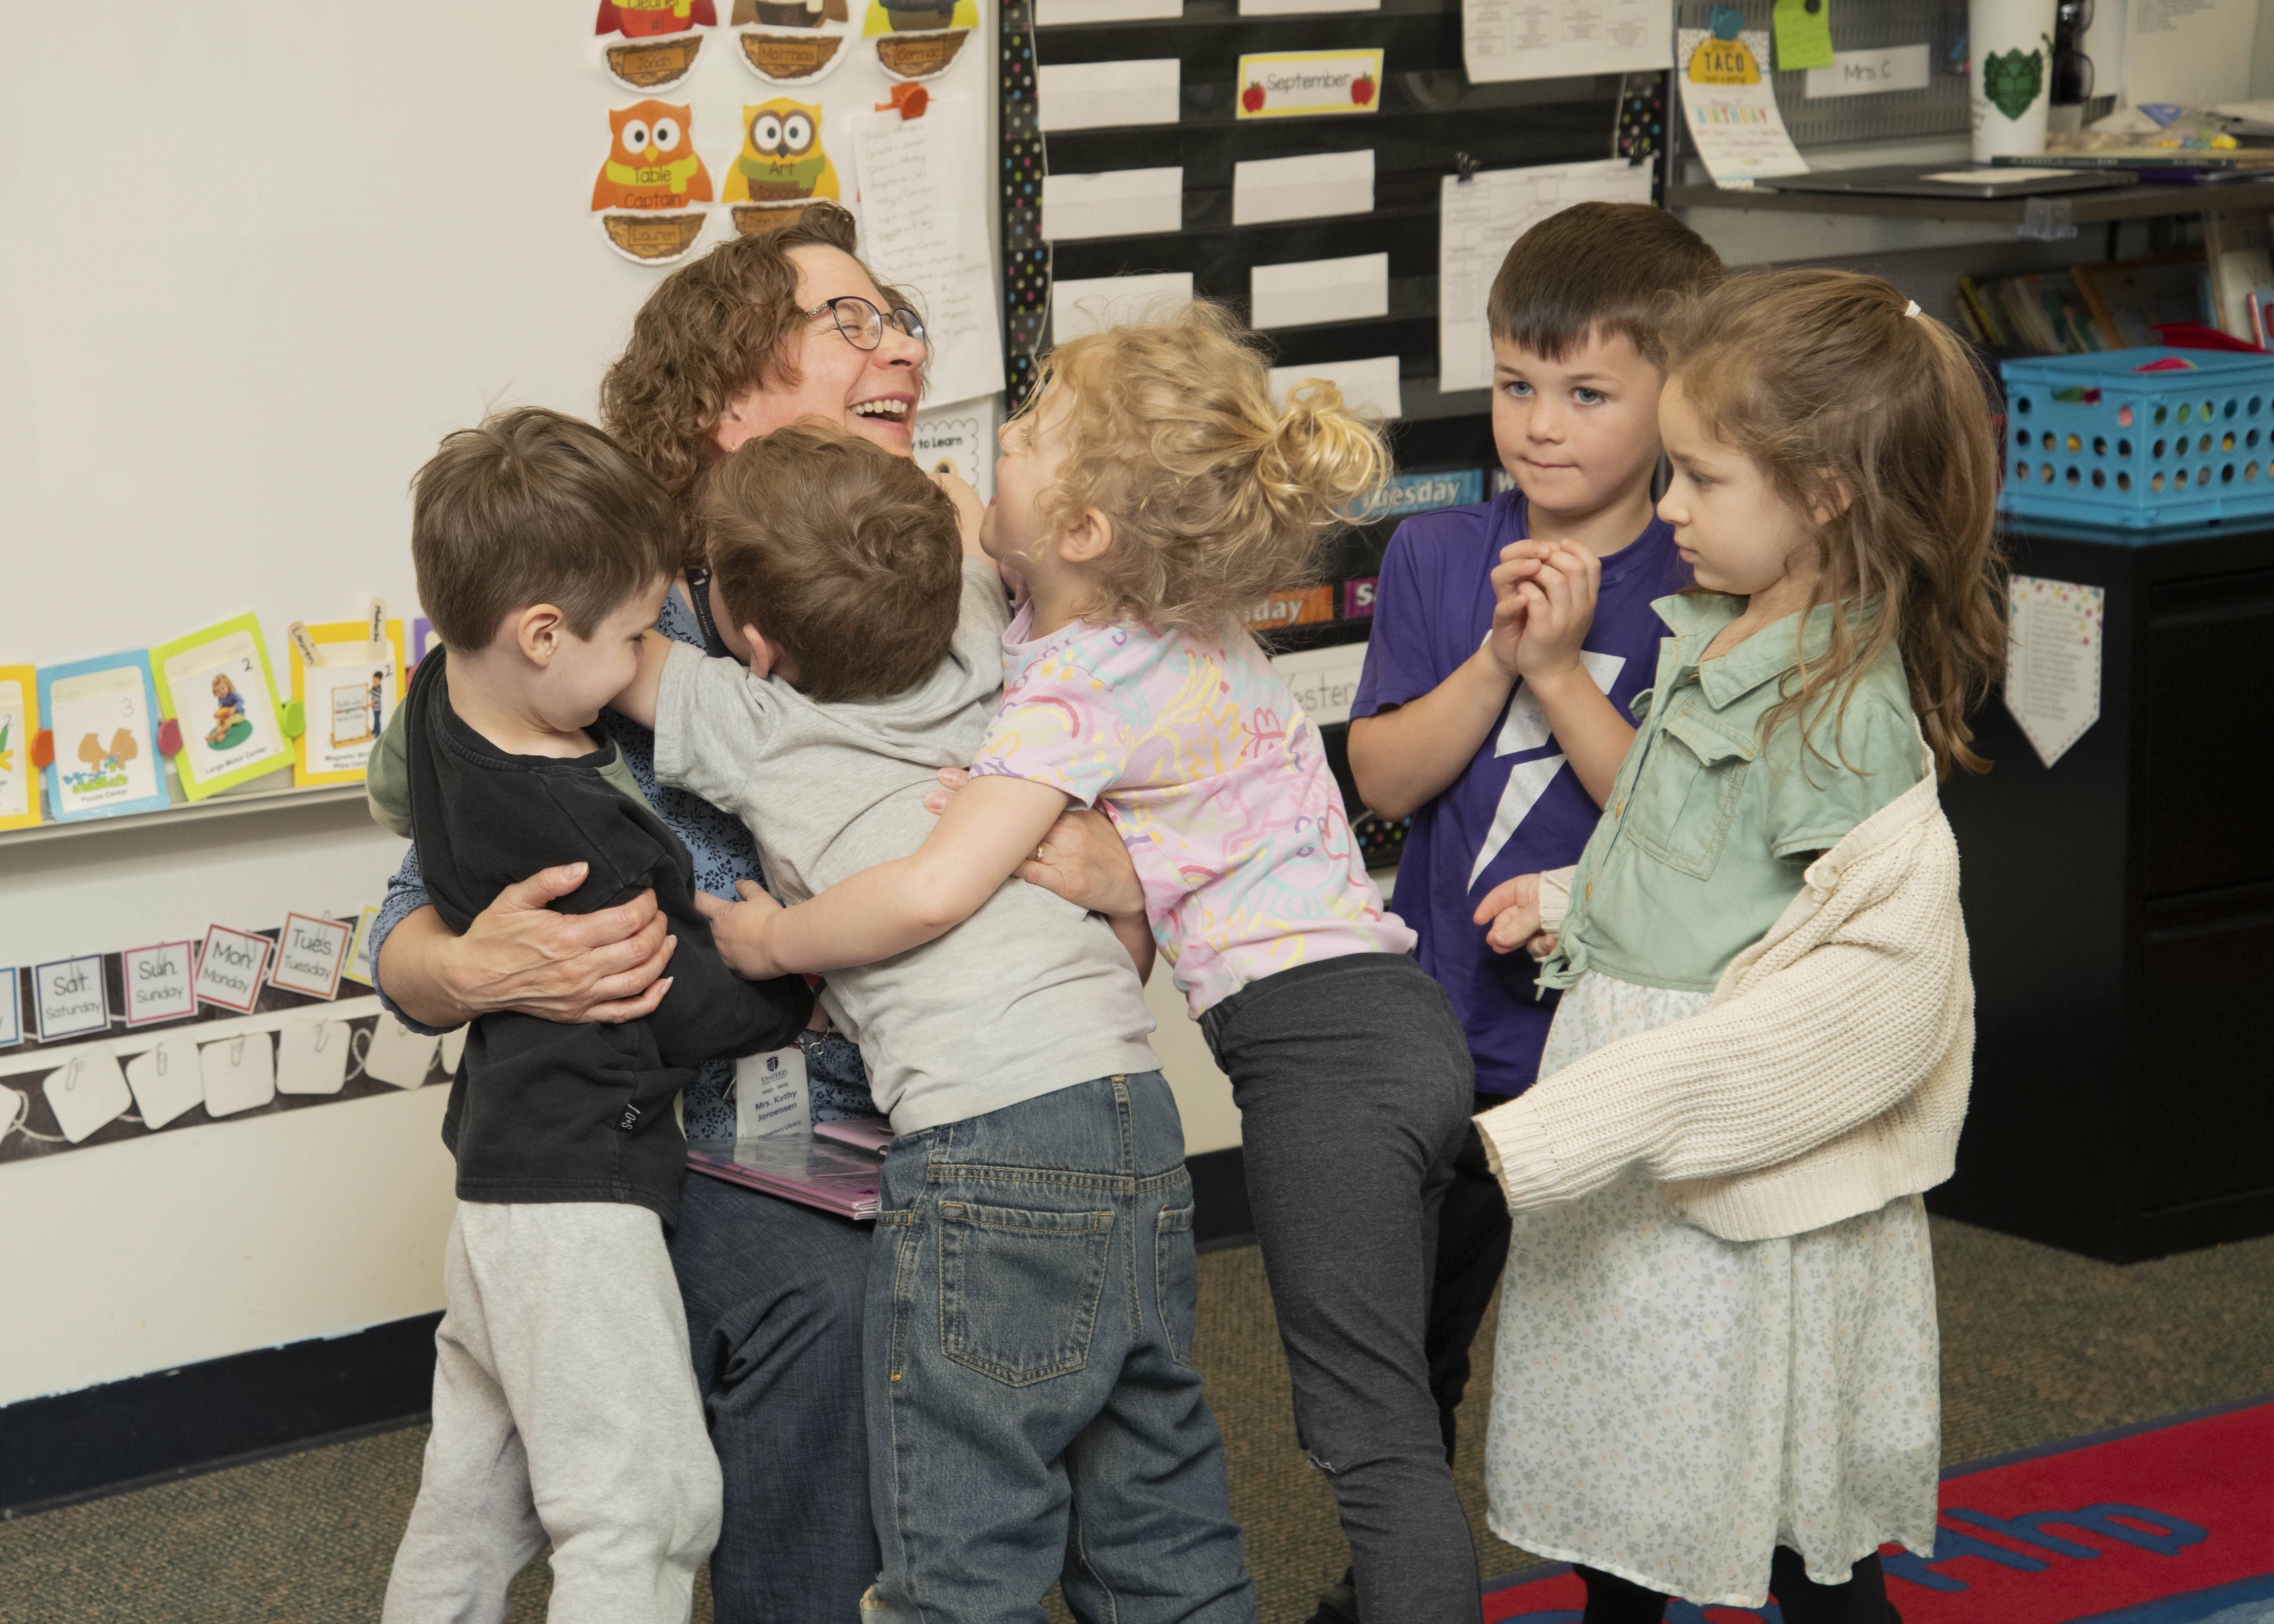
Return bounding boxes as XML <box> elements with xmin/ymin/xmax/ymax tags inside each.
<box><xmin>1931</xmin><ymin>520</ymin><xmax>2274</xmax><ymax>1262</ymax></box>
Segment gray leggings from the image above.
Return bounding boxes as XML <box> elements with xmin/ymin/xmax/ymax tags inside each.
<box><xmin>1202</xmin><ymin>953</ymin><xmax>1482</xmax><ymax>1624</ymax></box>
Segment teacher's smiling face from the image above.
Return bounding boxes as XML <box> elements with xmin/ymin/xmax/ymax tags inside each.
<box><xmin>713</xmin><ymin>245</ymin><xmax>926</xmax><ymax>461</ymax></box>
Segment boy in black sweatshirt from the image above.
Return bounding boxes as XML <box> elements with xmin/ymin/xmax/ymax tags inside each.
<box><xmin>373</xmin><ymin>408</ymin><xmax>812</xmax><ymax>1624</ymax></box>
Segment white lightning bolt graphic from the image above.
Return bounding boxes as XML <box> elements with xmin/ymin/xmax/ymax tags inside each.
<box><xmin>1466</xmin><ymin>651</ymin><xmax>1626</xmax><ymax>890</ymax></box>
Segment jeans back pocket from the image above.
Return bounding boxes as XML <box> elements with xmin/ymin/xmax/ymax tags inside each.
<box><xmin>1627</xmin><ymin>702</ymin><xmax>1754</xmax><ymax>881</ymax></box>
<box><xmin>939</xmin><ymin>1200</ymin><xmax>1114</xmax><ymax>1386</ymax></box>
<box><xmin>1154</xmin><ymin>1199</ymin><xmax>1199</xmax><ymax>1369</ymax></box>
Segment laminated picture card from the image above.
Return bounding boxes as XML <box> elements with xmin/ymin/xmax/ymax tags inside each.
<box><xmin>291</xmin><ymin>617</ymin><xmax>406</xmax><ymax>787</ymax></box>
<box><xmin>150</xmin><ymin>613</ymin><xmax>293</xmax><ymax>802</ymax></box>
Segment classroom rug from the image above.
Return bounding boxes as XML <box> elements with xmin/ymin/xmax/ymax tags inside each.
<box><xmin>1479</xmin><ymin>1395</ymin><xmax>2274</xmax><ymax>1623</ymax></box>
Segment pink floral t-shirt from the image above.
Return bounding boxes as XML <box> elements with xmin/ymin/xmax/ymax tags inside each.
<box><xmin>971</xmin><ymin>604</ymin><xmax>1415</xmax><ymax>1016</ymax></box>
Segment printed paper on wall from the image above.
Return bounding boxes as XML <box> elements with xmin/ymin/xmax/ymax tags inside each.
<box><xmin>292</xmin><ymin>619</ymin><xmax>407</xmax><ymax>787</ymax></box>
<box><xmin>150</xmin><ymin>614</ymin><xmax>293</xmax><ymax>802</ymax></box>
<box><xmin>0</xmin><ymin>665</ymin><xmax>41</xmax><ymax>832</ymax></box>
<box><xmin>38</xmin><ymin>653</ymin><xmax>170</xmax><ymax>823</ymax></box>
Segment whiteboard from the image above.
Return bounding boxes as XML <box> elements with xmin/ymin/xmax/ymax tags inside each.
<box><xmin>0</xmin><ymin>0</ymin><xmax>998</xmax><ymax>674</ymax></box>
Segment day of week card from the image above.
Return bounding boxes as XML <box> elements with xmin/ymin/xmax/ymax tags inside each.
<box><xmin>33</xmin><ymin>954</ymin><xmax>109</xmax><ymax>1043</ymax></box>
<box><xmin>343</xmin><ymin>904</ymin><xmax>384</xmax><ymax>987</ymax></box>
<box><xmin>0</xmin><ymin>969</ymin><xmax>19</xmax><ymax>1048</ymax></box>
<box><xmin>269</xmin><ymin>912</ymin><xmax>353</xmax><ymax>1001</ymax></box>
<box><xmin>193</xmin><ymin>925</ymin><xmax>271</xmax><ymax>1014</ymax></box>
<box><xmin>122</xmin><ymin>941</ymin><xmax>199</xmax><ymax>1026</ymax></box>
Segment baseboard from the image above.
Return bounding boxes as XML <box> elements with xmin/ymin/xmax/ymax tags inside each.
<box><xmin>2</xmin><ymin>1150</ymin><xmax>1258</xmax><ymax>1517</ymax></box>
<box><xmin>0</xmin><ymin>1313</ymin><xmax>442</xmax><ymax>1519</ymax></box>
<box><xmin>1189</xmin><ymin>1145</ymin><xmax>1254</xmax><ymax>1250</ymax></box>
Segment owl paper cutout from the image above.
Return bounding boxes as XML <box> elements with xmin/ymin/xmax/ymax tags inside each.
<box><xmin>597</xmin><ymin>0</ymin><xmax>718</xmax><ymax>38</ymax></box>
<box><xmin>591</xmin><ymin>102</ymin><xmax>715</xmax><ymax>211</ymax></box>
<box><xmin>722</xmin><ymin>101</ymin><xmax>840</xmax><ymax>204</ymax></box>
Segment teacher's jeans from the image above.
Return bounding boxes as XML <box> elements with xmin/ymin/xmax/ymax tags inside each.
<box><xmin>670</xmin><ymin>1171</ymin><xmax>879</xmax><ymax>1622</ymax></box>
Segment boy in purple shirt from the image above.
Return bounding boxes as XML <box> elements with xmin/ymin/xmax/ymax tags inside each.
<box><xmin>1318</xmin><ymin>201</ymin><xmax>1721</xmax><ymax>1624</ymax></box>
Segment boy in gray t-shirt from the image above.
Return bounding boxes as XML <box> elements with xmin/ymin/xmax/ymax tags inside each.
<box><xmin>609</xmin><ymin>424</ymin><xmax>1257</xmax><ymax>1624</ymax></box>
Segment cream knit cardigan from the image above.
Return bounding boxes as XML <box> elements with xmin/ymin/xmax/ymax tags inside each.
<box><xmin>1475</xmin><ymin>750</ymin><xmax>1973</xmax><ymax>1243</ymax></box>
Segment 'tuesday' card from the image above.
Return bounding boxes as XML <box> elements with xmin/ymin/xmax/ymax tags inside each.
<box><xmin>269</xmin><ymin>913</ymin><xmax>353</xmax><ymax>1001</ymax></box>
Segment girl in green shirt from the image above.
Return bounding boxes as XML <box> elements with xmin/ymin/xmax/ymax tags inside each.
<box><xmin>1469</xmin><ymin>270</ymin><xmax>2006</xmax><ymax>1622</ymax></box>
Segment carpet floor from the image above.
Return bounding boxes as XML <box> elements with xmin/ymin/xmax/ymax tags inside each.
<box><xmin>3</xmin><ymin>1216</ymin><xmax>2271</xmax><ymax>1623</ymax></box>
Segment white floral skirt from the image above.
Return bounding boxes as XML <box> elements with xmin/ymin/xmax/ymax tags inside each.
<box><xmin>1482</xmin><ymin>972</ymin><xmax>1943</xmax><ymax>1607</ymax></box>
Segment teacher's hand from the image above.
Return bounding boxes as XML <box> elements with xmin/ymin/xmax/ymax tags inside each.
<box><xmin>692</xmin><ymin>879</ymin><xmax>790</xmax><ymax>983</ymax></box>
<box><xmin>926</xmin><ymin>767</ymin><xmax>1144</xmax><ymax>919</ymax></box>
<box><xmin>413</xmin><ymin>864</ymin><xmax>676</xmax><ymax>1025</ymax></box>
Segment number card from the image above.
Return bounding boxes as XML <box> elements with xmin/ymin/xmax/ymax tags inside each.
<box><xmin>149</xmin><ymin>614</ymin><xmax>293</xmax><ymax>802</ymax></box>
<box><xmin>343</xmin><ymin>905</ymin><xmax>383</xmax><ymax>986</ymax></box>
<box><xmin>125</xmin><ymin>1035</ymin><xmax>206</xmax><ymax>1129</ymax></box>
<box><xmin>0</xmin><ymin>968</ymin><xmax>19</xmax><ymax>1049</ymax></box>
<box><xmin>192</xmin><ymin>925</ymin><xmax>271</xmax><ymax>1014</ymax></box>
<box><xmin>33</xmin><ymin>955</ymin><xmax>109</xmax><ymax>1042</ymax></box>
<box><xmin>0</xmin><ymin>664</ymin><xmax>42</xmax><ymax>832</ymax></box>
<box><xmin>44</xmin><ymin>1049</ymin><xmax>132</xmax><ymax>1143</ymax></box>
<box><xmin>122</xmin><ymin>941</ymin><xmax>199</xmax><ymax>1027</ymax></box>
<box><xmin>270</xmin><ymin>912</ymin><xmax>353</xmax><ymax>1001</ymax></box>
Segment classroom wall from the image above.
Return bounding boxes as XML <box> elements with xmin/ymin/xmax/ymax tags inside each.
<box><xmin>0</xmin><ymin>0</ymin><xmax>1017</xmax><ymax>1410</ymax></box>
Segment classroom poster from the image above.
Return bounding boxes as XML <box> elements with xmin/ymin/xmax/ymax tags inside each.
<box><xmin>38</xmin><ymin>654</ymin><xmax>170</xmax><ymax>822</ymax></box>
<box><xmin>151</xmin><ymin>615</ymin><xmax>293</xmax><ymax>802</ymax></box>
<box><xmin>292</xmin><ymin>620</ymin><xmax>407</xmax><ymax>786</ymax></box>
<box><xmin>0</xmin><ymin>665</ymin><xmax>40</xmax><ymax>831</ymax></box>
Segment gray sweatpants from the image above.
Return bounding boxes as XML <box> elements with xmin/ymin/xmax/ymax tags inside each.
<box><xmin>383</xmin><ymin>1203</ymin><xmax>723</xmax><ymax>1624</ymax></box>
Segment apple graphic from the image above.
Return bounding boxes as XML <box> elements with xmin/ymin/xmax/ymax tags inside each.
<box><xmin>1351</xmin><ymin>73</ymin><xmax>1375</xmax><ymax>106</ymax></box>
<box><xmin>1242</xmin><ymin>81</ymin><xmax>1265</xmax><ymax>113</ymax></box>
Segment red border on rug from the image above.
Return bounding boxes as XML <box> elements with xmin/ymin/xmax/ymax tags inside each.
<box><xmin>1482</xmin><ymin>1396</ymin><xmax>2274</xmax><ymax>1622</ymax></box>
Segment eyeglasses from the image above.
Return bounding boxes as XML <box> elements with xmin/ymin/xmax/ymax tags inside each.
<box><xmin>808</xmin><ymin>295</ymin><xmax>927</xmax><ymax>353</ymax></box>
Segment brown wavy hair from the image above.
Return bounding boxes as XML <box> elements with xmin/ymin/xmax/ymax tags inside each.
<box><xmin>598</xmin><ymin>202</ymin><xmax>921</xmax><ymax>562</ymax></box>
<box><xmin>1015</xmin><ymin>300</ymin><xmax>1389</xmax><ymax>632</ymax></box>
<box><xmin>1663</xmin><ymin>268</ymin><xmax>2008</xmax><ymax>779</ymax></box>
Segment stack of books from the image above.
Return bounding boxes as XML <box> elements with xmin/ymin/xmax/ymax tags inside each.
<box><xmin>1952</xmin><ymin>254</ymin><xmax>2208</xmax><ymax>354</ymax></box>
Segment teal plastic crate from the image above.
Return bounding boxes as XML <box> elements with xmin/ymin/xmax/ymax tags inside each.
<box><xmin>1999</xmin><ymin>348</ymin><xmax>2274</xmax><ymax>529</ymax></box>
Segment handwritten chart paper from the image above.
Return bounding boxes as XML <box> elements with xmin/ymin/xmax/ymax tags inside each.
<box><xmin>2005</xmin><ymin>576</ymin><xmax>2104</xmax><ymax>768</ymax></box>
<box><xmin>1465</xmin><ymin>0</ymin><xmax>1669</xmax><ymax>84</ymax></box>
<box><xmin>851</xmin><ymin>94</ymin><xmax>1003</xmax><ymax>407</ymax></box>
<box><xmin>1438</xmin><ymin>160</ymin><xmax>1654</xmax><ymax>393</ymax></box>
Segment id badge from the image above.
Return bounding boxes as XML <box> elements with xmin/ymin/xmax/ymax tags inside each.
<box><xmin>736</xmin><ymin>1044</ymin><xmax>810</xmax><ymax>1138</ymax></box>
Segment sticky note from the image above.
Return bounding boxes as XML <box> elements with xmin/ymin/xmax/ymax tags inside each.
<box><xmin>45</xmin><ymin>1049</ymin><xmax>133</xmax><ymax>1143</ymax></box>
<box><xmin>276</xmin><ymin>1021</ymin><xmax>352</xmax><ymax>1096</ymax></box>
<box><xmin>1037</xmin><ymin>59</ymin><xmax>1181</xmax><ymax>131</ymax></box>
<box><xmin>201</xmin><ymin>1032</ymin><xmax>276</xmax><ymax>1118</ymax></box>
<box><xmin>193</xmin><ymin>925</ymin><xmax>271</xmax><ymax>1015</ymax></box>
<box><xmin>122</xmin><ymin>941</ymin><xmax>198</xmax><ymax>1027</ymax></box>
<box><xmin>1040</xmin><ymin>168</ymin><xmax>1184</xmax><ymax>241</ymax></box>
<box><xmin>1268</xmin><ymin>354</ymin><xmax>1403</xmax><ymax>420</ymax></box>
<box><xmin>125</xmin><ymin>1036</ymin><xmax>206</xmax><ymax>1129</ymax></box>
<box><xmin>32</xmin><ymin>955</ymin><xmax>109</xmax><ymax>1043</ymax></box>
<box><xmin>1773</xmin><ymin>0</ymin><xmax>1834</xmax><ymax>69</ymax></box>
<box><xmin>269</xmin><ymin>912</ymin><xmax>353</xmax><ymax>1001</ymax></box>
<box><xmin>363</xmin><ymin>1016</ymin><xmax>441</xmax><ymax>1089</ymax></box>
<box><xmin>1231</xmin><ymin>150</ymin><xmax>1374</xmax><ymax>226</ymax></box>
<box><xmin>1251</xmin><ymin>253</ymin><xmax>1389</xmax><ymax>329</ymax></box>
<box><xmin>1052</xmin><ymin>272</ymin><xmax>1194</xmax><ymax>342</ymax></box>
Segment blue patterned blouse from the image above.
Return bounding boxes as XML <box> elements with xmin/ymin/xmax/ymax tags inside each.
<box><xmin>366</xmin><ymin>581</ymin><xmax>878</xmax><ymax>1137</ymax></box>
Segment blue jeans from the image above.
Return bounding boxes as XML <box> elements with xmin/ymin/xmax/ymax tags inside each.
<box><xmin>670</xmin><ymin>1171</ymin><xmax>878</xmax><ymax>1622</ymax></box>
<box><xmin>862</xmin><ymin>1073</ymin><xmax>1258</xmax><ymax>1624</ymax></box>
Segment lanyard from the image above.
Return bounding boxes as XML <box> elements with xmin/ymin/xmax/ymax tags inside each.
<box><xmin>684</xmin><ymin>565</ymin><xmax>732</xmax><ymax>659</ymax></box>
